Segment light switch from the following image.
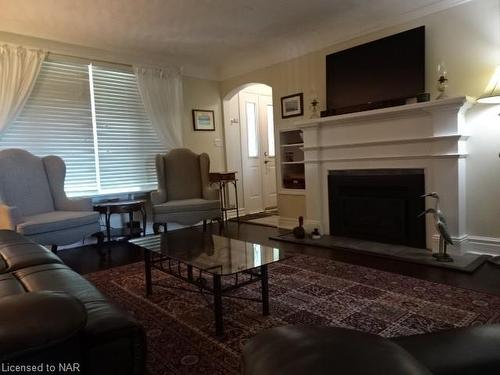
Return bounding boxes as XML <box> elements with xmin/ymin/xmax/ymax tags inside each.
<box><xmin>214</xmin><ymin>139</ymin><xmax>223</xmax><ymax>147</ymax></box>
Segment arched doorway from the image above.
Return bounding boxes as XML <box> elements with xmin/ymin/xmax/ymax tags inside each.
<box><xmin>223</xmin><ymin>83</ymin><xmax>277</xmax><ymax>217</ymax></box>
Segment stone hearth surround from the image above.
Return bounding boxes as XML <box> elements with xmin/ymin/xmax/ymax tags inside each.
<box><xmin>294</xmin><ymin>96</ymin><xmax>473</xmax><ymax>252</ymax></box>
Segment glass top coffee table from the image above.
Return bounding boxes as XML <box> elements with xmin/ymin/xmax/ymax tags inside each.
<box><xmin>130</xmin><ymin>229</ymin><xmax>288</xmax><ymax>336</ymax></box>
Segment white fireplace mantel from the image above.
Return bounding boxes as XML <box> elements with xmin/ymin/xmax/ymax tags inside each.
<box><xmin>294</xmin><ymin>96</ymin><xmax>474</xmax><ymax>251</ymax></box>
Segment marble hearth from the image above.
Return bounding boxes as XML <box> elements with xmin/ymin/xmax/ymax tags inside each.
<box><xmin>294</xmin><ymin>96</ymin><xmax>473</xmax><ymax>251</ymax></box>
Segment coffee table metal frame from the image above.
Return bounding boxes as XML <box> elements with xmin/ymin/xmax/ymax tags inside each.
<box><xmin>141</xmin><ymin>247</ymin><xmax>270</xmax><ymax>337</ymax></box>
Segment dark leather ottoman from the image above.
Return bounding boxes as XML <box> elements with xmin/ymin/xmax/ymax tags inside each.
<box><xmin>0</xmin><ymin>230</ymin><xmax>146</xmax><ymax>374</ymax></box>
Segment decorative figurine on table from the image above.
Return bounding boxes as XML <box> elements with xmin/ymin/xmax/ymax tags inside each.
<box><xmin>293</xmin><ymin>216</ymin><xmax>306</xmax><ymax>239</ymax></box>
<box><xmin>419</xmin><ymin>192</ymin><xmax>454</xmax><ymax>262</ymax></box>
<box><xmin>311</xmin><ymin>228</ymin><xmax>321</xmax><ymax>240</ymax></box>
<box><xmin>436</xmin><ymin>62</ymin><xmax>448</xmax><ymax>100</ymax></box>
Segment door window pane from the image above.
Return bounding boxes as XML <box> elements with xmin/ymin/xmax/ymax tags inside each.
<box><xmin>267</xmin><ymin>104</ymin><xmax>275</xmax><ymax>157</ymax></box>
<box><xmin>246</xmin><ymin>102</ymin><xmax>258</xmax><ymax>157</ymax></box>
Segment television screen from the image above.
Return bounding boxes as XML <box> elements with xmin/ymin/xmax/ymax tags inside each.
<box><xmin>326</xmin><ymin>26</ymin><xmax>425</xmax><ymax>113</ymax></box>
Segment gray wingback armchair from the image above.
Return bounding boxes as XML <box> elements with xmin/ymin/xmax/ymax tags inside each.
<box><xmin>0</xmin><ymin>149</ymin><xmax>102</xmax><ymax>252</ymax></box>
<box><xmin>151</xmin><ymin>148</ymin><xmax>222</xmax><ymax>233</ymax></box>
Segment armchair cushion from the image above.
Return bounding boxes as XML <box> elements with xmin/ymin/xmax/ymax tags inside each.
<box><xmin>153</xmin><ymin>198</ymin><xmax>220</xmax><ymax>214</ymax></box>
<box><xmin>17</xmin><ymin>211</ymin><xmax>100</xmax><ymax>236</ymax></box>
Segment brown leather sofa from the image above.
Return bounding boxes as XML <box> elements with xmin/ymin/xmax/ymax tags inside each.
<box><xmin>0</xmin><ymin>230</ymin><xmax>146</xmax><ymax>374</ymax></box>
<box><xmin>242</xmin><ymin>325</ymin><xmax>500</xmax><ymax>375</ymax></box>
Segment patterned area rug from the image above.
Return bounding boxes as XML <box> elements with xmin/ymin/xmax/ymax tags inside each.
<box><xmin>86</xmin><ymin>255</ymin><xmax>500</xmax><ymax>375</ymax></box>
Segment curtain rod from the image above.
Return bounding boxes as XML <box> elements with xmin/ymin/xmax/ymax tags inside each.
<box><xmin>48</xmin><ymin>51</ymin><xmax>132</xmax><ymax>68</ymax></box>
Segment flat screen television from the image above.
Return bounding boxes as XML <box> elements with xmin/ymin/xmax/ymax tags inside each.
<box><xmin>325</xmin><ymin>26</ymin><xmax>425</xmax><ymax>115</ymax></box>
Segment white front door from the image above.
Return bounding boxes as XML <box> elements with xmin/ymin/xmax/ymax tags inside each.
<box><xmin>259</xmin><ymin>95</ymin><xmax>277</xmax><ymax>209</ymax></box>
<box><xmin>239</xmin><ymin>92</ymin><xmax>277</xmax><ymax>214</ymax></box>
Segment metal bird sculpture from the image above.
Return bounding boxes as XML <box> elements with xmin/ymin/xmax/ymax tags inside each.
<box><xmin>419</xmin><ymin>192</ymin><xmax>454</xmax><ymax>262</ymax></box>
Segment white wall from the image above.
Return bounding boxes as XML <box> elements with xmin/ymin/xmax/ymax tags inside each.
<box><xmin>182</xmin><ymin>77</ymin><xmax>225</xmax><ymax>171</ymax></box>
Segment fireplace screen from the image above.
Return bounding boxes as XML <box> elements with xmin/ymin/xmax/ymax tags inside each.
<box><xmin>328</xmin><ymin>169</ymin><xmax>426</xmax><ymax>248</ymax></box>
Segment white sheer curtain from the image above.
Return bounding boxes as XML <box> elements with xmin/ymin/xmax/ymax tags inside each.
<box><xmin>0</xmin><ymin>45</ymin><xmax>46</xmax><ymax>132</ymax></box>
<box><xmin>134</xmin><ymin>66</ymin><xmax>184</xmax><ymax>149</ymax></box>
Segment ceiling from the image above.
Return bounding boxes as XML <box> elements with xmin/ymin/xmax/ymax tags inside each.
<box><xmin>0</xmin><ymin>0</ymin><xmax>468</xmax><ymax>80</ymax></box>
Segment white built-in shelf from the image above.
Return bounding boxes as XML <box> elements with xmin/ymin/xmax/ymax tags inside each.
<box><xmin>280</xmin><ymin>129</ymin><xmax>305</xmax><ymax>193</ymax></box>
<box><xmin>281</xmin><ymin>143</ymin><xmax>304</xmax><ymax>148</ymax></box>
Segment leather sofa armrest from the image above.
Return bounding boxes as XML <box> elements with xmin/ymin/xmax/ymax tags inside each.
<box><xmin>392</xmin><ymin>324</ymin><xmax>500</xmax><ymax>375</ymax></box>
<box><xmin>242</xmin><ymin>326</ymin><xmax>432</xmax><ymax>375</ymax></box>
<box><xmin>0</xmin><ymin>204</ymin><xmax>22</xmax><ymax>230</ymax></box>
<box><xmin>0</xmin><ymin>291</ymin><xmax>87</xmax><ymax>360</ymax></box>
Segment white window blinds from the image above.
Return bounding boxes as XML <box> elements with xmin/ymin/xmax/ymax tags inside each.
<box><xmin>91</xmin><ymin>65</ymin><xmax>164</xmax><ymax>194</ymax></box>
<box><xmin>0</xmin><ymin>57</ymin><xmax>166</xmax><ymax>196</ymax></box>
<box><xmin>0</xmin><ymin>59</ymin><xmax>98</xmax><ymax>195</ymax></box>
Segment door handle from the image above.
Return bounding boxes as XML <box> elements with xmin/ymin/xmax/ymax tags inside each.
<box><xmin>264</xmin><ymin>160</ymin><xmax>269</xmax><ymax>164</ymax></box>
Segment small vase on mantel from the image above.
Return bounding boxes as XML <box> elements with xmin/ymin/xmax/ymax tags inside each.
<box><xmin>436</xmin><ymin>62</ymin><xmax>448</xmax><ymax>100</ymax></box>
<box><xmin>309</xmin><ymin>97</ymin><xmax>320</xmax><ymax>119</ymax></box>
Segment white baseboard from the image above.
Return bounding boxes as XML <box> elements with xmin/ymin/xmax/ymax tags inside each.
<box><xmin>429</xmin><ymin>234</ymin><xmax>500</xmax><ymax>256</ymax></box>
<box><xmin>430</xmin><ymin>233</ymin><xmax>468</xmax><ymax>253</ymax></box>
<box><xmin>464</xmin><ymin>235</ymin><xmax>500</xmax><ymax>256</ymax></box>
<box><xmin>225</xmin><ymin>208</ymin><xmax>246</xmax><ymax>220</ymax></box>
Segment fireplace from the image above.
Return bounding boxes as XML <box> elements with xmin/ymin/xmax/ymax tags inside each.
<box><xmin>328</xmin><ymin>169</ymin><xmax>426</xmax><ymax>248</ymax></box>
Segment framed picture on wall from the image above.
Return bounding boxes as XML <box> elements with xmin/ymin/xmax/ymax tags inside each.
<box><xmin>281</xmin><ymin>93</ymin><xmax>304</xmax><ymax>118</ymax></box>
<box><xmin>192</xmin><ymin>109</ymin><xmax>215</xmax><ymax>131</ymax></box>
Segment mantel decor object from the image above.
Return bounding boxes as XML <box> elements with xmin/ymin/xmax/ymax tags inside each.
<box><xmin>311</xmin><ymin>228</ymin><xmax>321</xmax><ymax>240</ymax></box>
<box><xmin>419</xmin><ymin>192</ymin><xmax>453</xmax><ymax>262</ymax></box>
<box><xmin>192</xmin><ymin>109</ymin><xmax>215</xmax><ymax>131</ymax></box>
<box><xmin>292</xmin><ymin>216</ymin><xmax>306</xmax><ymax>239</ymax></box>
<box><xmin>310</xmin><ymin>97</ymin><xmax>320</xmax><ymax>118</ymax></box>
<box><xmin>436</xmin><ymin>62</ymin><xmax>448</xmax><ymax>100</ymax></box>
<box><xmin>281</xmin><ymin>93</ymin><xmax>304</xmax><ymax>119</ymax></box>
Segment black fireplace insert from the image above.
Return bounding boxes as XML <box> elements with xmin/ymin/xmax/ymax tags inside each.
<box><xmin>328</xmin><ymin>169</ymin><xmax>426</xmax><ymax>248</ymax></box>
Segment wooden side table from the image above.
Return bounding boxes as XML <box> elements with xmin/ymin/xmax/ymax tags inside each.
<box><xmin>209</xmin><ymin>171</ymin><xmax>239</xmax><ymax>222</ymax></box>
<box><xmin>93</xmin><ymin>200</ymin><xmax>147</xmax><ymax>241</ymax></box>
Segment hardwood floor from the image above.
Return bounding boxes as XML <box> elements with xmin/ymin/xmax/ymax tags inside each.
<box><xmin>58</xmin><ymin>221</ymin><xmax>500</xmax><ymax>297</ymax></box>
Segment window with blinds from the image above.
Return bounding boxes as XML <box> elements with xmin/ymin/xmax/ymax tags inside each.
<box><xmin>0</xmin><ymin>57</ymin><xmax>165</xmax><ymax>197</ymax></box>
<box><xmin>91</xmin><ymin>65</ymin><xmax>164</xmax><ymax>194</ymax></box>
<box><xmin>0</xmin><ymin>59</ymin><xmax>98</xmax><ymax>195</ymax></box>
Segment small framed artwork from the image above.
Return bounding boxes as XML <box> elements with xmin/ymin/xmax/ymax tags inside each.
<box><xmin>281</xmin><ymin>93</ymin><xmax>304</xmax><ymax>119</ymax></box>
<box><xmin>192</xmin><ymin>109</ymin><xmax>215</xmax><ymax>131</ymax></box>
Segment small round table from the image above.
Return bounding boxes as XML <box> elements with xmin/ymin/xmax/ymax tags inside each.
<box><xmin>93</xmin><ymin>200</ymin><xmax>147</xmax><ymax>241</ymax></box>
